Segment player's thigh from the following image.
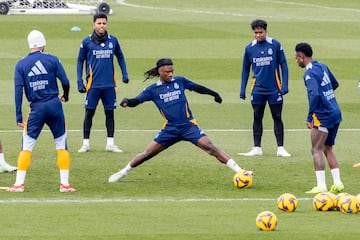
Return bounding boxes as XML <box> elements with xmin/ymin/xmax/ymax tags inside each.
<box><xmin>325</xmin><ymin>123</ymin><xmax>340</xmax><ymax>146</ymax></box>
<box><xmin>100</xmin><ymin>88</ymin><xmax>116</xmax><ymax>110</ymax></box>
<box><xmin>85</xmin><ymin>88</ymin><xmax>101</xmax><ymax>109</ymax></box>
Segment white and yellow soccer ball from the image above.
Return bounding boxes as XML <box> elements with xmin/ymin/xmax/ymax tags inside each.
<box><xmin>338</xmin><ymin>195</ymin><xmax>360</xmax><ymax>214</ymax></box>
<box><xmin>233</xmin><ymin>171</ymin><xmax>253</xmax><ymax>188</ymax></box>
<box><xmin>255</xmin><ymin>211</ymin><xmax>277</xmax><ymax>231</ymax></box>
<box><xmin>313</xmin><ymin>192</ymin><xmax>335</xmax><ymax>211</ymax></box>
<box><xmin>277</xmin><ymin>193</ymin><xmax>298</xmax><ymax>212</ymax></box>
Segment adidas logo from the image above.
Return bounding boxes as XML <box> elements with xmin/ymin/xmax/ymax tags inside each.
<box><xmin>28</xmin><ymin>60</ymin><xmax>48</xmax><ymax>77</ymax></box>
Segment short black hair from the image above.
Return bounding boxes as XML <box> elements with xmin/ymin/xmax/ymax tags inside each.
<box><xmin>251</xmin><ymin>19</ymin><xmax>267</xmax><ymax>30</ymax></box>
<box><xmin>295</xmin><ymin>43</ymin><xmax>313</xmax><ymax>57</ymax></box>
<box><xmin>93</xmin><ymin>13</ymin><xmax>107</xmax><ymax>22</ymax></box>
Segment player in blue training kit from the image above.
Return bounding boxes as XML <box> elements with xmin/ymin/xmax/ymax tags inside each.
<box><xmin>108</xmin><ymin>58</ymin><xmax>252</xmax><ymax>183</ymax></box>
<box><xmin>77</xmin><ymin>13</ymin><xmax>129</xmax><ymax>153</ymax></box>
<box><xmin>239</xmin><ymin>19</ymin><xmax>291</xmax><ymax>157</ymax></box>
<box><xmin>8</xmin><ymin>30</ymin><xmax>75</xmax><ymax>192</ymax></box>
<box><xmin>295</xmin><ymin>42</ymin><xmax>344</xmax><ymax>194</ymax></box>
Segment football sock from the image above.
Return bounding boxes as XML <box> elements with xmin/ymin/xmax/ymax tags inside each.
<box><xmin>315</xmin><ymin>170</ymin><xmax>326</xmax><ymax>189</ymax></box>
<box><xmin>57</xmin><ymin>150</ymin><xmax>71</xmax><ymax>185</ymax></box>
<box><xmin>17</xmin><ymin>150</ymin><xmax>32</xmax><ymax>171</ymax></box>
<box><xmin>121</xmin><ymin>163</ymin><xmax>132</xmax><ymax>174</ymax></box>
<box><xmin>226</xmin><ymin>159</ymin><xmax>242</xmax><ymax>172</ymax></box>
<box><xmin>14</xmin><ymin>170</ymin><xmax>26</xmax><ymax>186</ymax></box>
<box><xmin>107</xmin><ymin>137</ymin><xmax>114</xmax><ymax>146</ymax></box>
<box><xmin>60</xmin><ymin>170</ymin><xmax>70</xmax><ymax>186</ymax></box>
<box><xmin>0</xmin><ymin>153</ymin><xmax>6</xmax><ymax>164</ymax></box>
<box><xmin>330</xmin><ymin>168</ymin><xmax>341</xmax><ymax>184</ymax></box>
<box><xmin>83</xmin><ymin>139</ymin><xmax>90</xmax><ymax>146</ymax></box>
<box><xmin>57</xmin><ymin>150</ymin><xmax>70</xmax><ymax>169</ymax></box>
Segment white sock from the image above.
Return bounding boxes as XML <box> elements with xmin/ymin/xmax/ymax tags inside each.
<box><xmin>83</xmin><ymin>139</ymin><xmax>90</xmax><ymax>146</ymax></box>
<box><xmin>0</xmin><ymin>153</ymin><xmax>5</xmax><ymax>164</ymax></box>
<box><xmin>14</xmin><ymin>170</ymin><xmax>27</xmax><ymax>186</ymax></box>
<box><xmin>315</xmin><ymin>170</ymin><xmax>326</xmax><ymax>189</ymax></box>
<box><xmin>226</xmin><ymin>159</ymin><xmax>242</xmax><ymax>173</ymax></box>
<box><xmin>107</xmin><ymin>137</ymin><xmax>114</xmax><ymax>146</ymax></box>
<box><xmin>60</xmin><ymin>169</ymin><xmax>69</xmax><ymax>186</ymax></box>
<box><xmin>330</xmin><ymin>168</ymin><xmax>341</xmax><ymax>185</ymax></box>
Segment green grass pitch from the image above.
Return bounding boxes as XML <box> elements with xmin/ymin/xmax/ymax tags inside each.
<box><xmin>0</xmin><ymin>0</ymin><xmax>360</xmax><ymax>239</ymax></box>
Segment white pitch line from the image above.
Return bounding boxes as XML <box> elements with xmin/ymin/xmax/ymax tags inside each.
<box><xmin>1</xmin><ymin>129</ymin><xmax>360</xmax><ymax>133</ymax></box>
<box><xmin>0</xmin><ymin>197</ymin><xmax>313</xmax><ymax>204</ymax></box>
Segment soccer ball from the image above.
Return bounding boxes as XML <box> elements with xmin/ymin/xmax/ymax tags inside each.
<box><xmin>313</xmin><ymin>192</ymin><xmax>335</xmax><ymax>211</ymax></box>
<box><xmin>356</xmin><ymin>193</ymin><xmax>360</xmax><ymax>202</ymax></box>
<box><xmin>277</xmin><ymin>193</ymin><xmax>298</xmax><ymax>212</ymax></box>
<box><xmin>233</xmin><ymin>171</ymin><xmax>253</xmax><ymax>188</ymax></box>
<box><xmin>255</xmin><ymin>211</ymin><xmax>277</xmax><ymax>231</ymax></box>
<box><xmin>326</xmin><ymin>192</ymin><xmax>336</xmax><ymax>207</ymax></box>
<box><xmin>334</xmin><ymin>192</ymin><xmax>350</xmax><ymax>211</ymax></box>
<box><xmin>338</xmin><ymin>195</ymin><xmax>360</xmax><ymax>214</ymax></box>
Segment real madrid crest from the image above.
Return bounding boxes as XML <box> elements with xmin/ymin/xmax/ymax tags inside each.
<box><xmin>268</xmin><ymin>48</ymin><xmax>273</xmax><ymax>55</ymax></box>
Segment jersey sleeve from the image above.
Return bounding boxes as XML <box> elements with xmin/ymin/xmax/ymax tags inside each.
<box><xmin>76</xmin><ymin>40</ymin><xmax>87</xmax><ymax>82</ymax></box>
<box><xmin>14</xmin><ymin>62</ymin><xmax>24</xmax><ymax>124</ymax></box>
<box><xmin>240</xmin><ymin>47</ymin><xmax>251</xmax><ymax>98</ymax></box>
<box><xmin>113</xmin><ymin>37</ymin><xmax>129</xmax><ymax>80</ymax></box>
<box><xmin>304</xmin><ymin>72</ymin><xmax>320</xmax><ymax>123</ymax></box>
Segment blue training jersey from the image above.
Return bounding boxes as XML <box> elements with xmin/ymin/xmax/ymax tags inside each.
<box><xmin>77</xmin><ymin>34</ymin><xmax>128</xmax><ymax>89</ymax></box>
<box><xmin>135</xmin><ymin>76</ymin><xmax>197</xmax><ymax>125</ymax></box>
<box><xmin>240</xmin><ymin>36</ymin><xmax>288</xmax><ymax>97</ymax></box>
<box><xmin>14</xmin><ymin>51</ymin><xmax>70</xmax><ymax>123</ymax></box>
<box><xmin>303</xmin><ymin>61</ymin><xmax>342</xmax><ymax>128</ymax></box>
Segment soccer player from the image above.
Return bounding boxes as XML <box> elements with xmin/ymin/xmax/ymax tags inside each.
<box><xmin>108</xmin><ymin>58</ymin><xmax>252</xmax><ymax>182</ymax></box>
<box><xmin>295</xmin><ymin>42</ymin><xmax>344</xmax><ymax>194</ymax></box>
<box><xmin>238</xmin><ymin>19</ymin><xmax>291</xmax><ymax>157</ymax></box>
<box><xmin>0</xmin><ymin>139</ymin><xmax>17</xmax><ymax>173</ymax></box>
<box><xmin>8</xmin><ymin>30</ymin><xmax>75</xmax><ymax>193</ymax></box>
<box><xmin>77</xmin><ymin>13</ymin><xmax>129</xmax><ymax>153</ymax></box>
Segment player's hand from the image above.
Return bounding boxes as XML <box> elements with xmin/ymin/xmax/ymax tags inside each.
<box><xmin>306</xmin><ymin>122</ymin><xmax>312</xmax><ymax>129</ymax></box>
<box><xmin>61</xmin><ymin>94</ymin><xmax>69</xmax><ymax>102</ymax></box>
<box><xmin>122</xmin><ymin>77</ymin><xmax>129</xmax><ymax>84</ymax></box>
<box><xmin>17</xmin><ymin>122</ymin><xmax>25</xmax><ymax>128</ymax></box>
<box><xmin>214</xmin><ymin>93</ymin><xmax>222</xmax><ymax>103</ymax></box>
<box><xmin>77</xmin><ymin>80</ymin><xmax>86</xmax><ymax>93</ymax></box>
<box><xmin>120</xmin><ymin>98</ymin><xmax>129</xmax><ymax>107</ymax></box>
<box><xmin>281</xmin><ymin>90</ymin><xmax>288</xmax><ymax>95</ymax></box>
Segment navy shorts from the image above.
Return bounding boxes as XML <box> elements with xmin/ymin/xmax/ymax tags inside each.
<box><xmin>314</xmin><ymin>123</ymin><xmax>340</xmax><ymax>146</ymax></box>
<box><xmin>250</xmin><ymin>92</ymin><xmax>283</xmax><ymax>105</ymax></box>
<box><xmin>27</xmin><ymin>97</ymin><xmax>66</xmax><ymax>139</ymax></box>
<box><xmin>154</xmin><ymin>122</ymin><xmax>207</xmax><ymax>148</ymax></box>
<box><xmin>85</xmin><ymin>88</ymin><xmax>116</xmax><ymax>110</ymax></box>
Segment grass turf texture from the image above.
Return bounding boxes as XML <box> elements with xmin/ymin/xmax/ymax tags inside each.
<box><xmin>0</xmin><ymin>0</ymin><xmax>360</xmax><ymax>239</ymax></box>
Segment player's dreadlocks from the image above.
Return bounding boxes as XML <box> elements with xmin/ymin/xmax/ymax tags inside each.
<box><xmin>143</xmin><ymin>58</ymin><xmax>173</xmax><ymax>82</ymax></box>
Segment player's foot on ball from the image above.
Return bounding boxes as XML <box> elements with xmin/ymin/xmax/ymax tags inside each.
<box><xmin>237</xmin><ymin>147</ymin><xmax>262</xmax><ymax>156</ymax></box>
<box><xmin>6</xmin><ymin>184</ymin><xmax>24</xmax><ymax>193</ymax></box>
<box><xmin>108</xmin><ymin>170</ymin><xmax>127</xmax><ymax>182</ymax></box>
<box><xmin>240</xmin><ymin>169</ymin><xmax>254</xmax><ymax>177</ymax></box>
<box><xmin>305</xmin><ymin>186</ymin><xmax>327</xmax><ymax>194</ymax></box>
